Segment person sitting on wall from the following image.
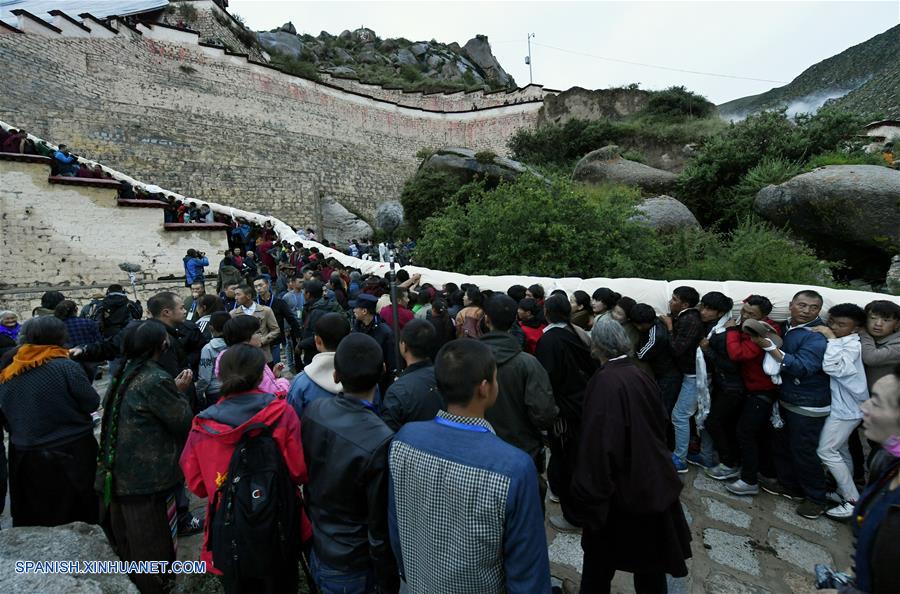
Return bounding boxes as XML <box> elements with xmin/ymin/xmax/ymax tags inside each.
<box><xmin>52</xmin><ymin>144</ymin><xmax>80</xmax><ymax>176</ymax></box>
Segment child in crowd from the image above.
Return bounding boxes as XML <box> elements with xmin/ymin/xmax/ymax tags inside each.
<box><xmin>196</xmin><ymin>312</ymin><xmax>231</xmax><ymax>409</ymax></box>
<box><xmin>810</xmin><ymin>303</ymin><xmax>869</xmax><ymax>519</ymax></box>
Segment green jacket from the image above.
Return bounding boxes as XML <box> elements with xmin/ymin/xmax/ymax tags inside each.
<box><xmin>97</xmin><ymin>359</ymin><xmax>192</xmax><ymax>497</ymax></box>
<box><xmin>480</xmin><ymin>331</ymin><xmax>557</xmax><ymax>457</ymax></box>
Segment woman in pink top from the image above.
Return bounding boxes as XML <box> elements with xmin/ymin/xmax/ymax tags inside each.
<box><xmin>213</xmin><ymin>316</ymin><xmax>290</xmax><ymax>399</ymax></box>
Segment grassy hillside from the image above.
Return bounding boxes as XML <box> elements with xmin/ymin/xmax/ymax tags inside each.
<box><xmin>718</xmin><ymin>24</ymin><xmax>900</xmax><ymax>118</ymax></box>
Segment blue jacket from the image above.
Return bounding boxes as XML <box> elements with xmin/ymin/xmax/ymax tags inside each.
<box><xmin>779</xmin><ymin>317</ymin><xmax>830</xmax><ymax>408</ymax></box>
<box><xmin>184</xmin><ymin>257</ymin><xmax>209</xmax><ymax>285</ymax></box>
<box><xmin>388</xmin><ymin>413</ymin><xmax>551</xmax><ymax>593</ymax></box>
<box><xmin>287</xmin><ymin>373</ymin><xmax>336</xmax><ymax>419</ymax></box>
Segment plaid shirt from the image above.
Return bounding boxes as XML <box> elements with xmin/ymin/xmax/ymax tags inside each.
<box><xmin>64</xmin><ymin>317</ymin><xmax>102</xmax><ymax>348</ymax></box>
<box><xmin>388</xmin><ymin>410</ymin><xmax>551</xmax><ymax>593</ymax></box>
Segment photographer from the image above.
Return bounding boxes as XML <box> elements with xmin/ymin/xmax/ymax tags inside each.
<box><xmin>52</xmin><ymin>144</ymin><xmax>79</xmax><ymax>177</ymax></box>
<box><xmin>183</xmin><ymin>249</ymin><xmax>209</xmax><ymax>288</ymax></box>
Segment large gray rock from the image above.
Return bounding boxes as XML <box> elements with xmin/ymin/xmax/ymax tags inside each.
<box><xmin>0</xmin><ymin>522</ymin><xmax>139</xmax><ymax>593</ymax></box>
<box><xmin>419</xmin><ymin>147</ymin><xmax>540</xmax><ymax>187</ymax></box>
<box><xmin>754</xmin><ymin>165</ymin><xmax>900</xmax><ymax>254</ymax></box>
<box><xmin>409</xmin><ymin>42</ymin><xmax>430</xmax><ymax>57</ymax></box>
<box><xmin>393</xmin><ymin>48</ymin><xmax>418</xmax><ymax>67</ymax></box>
<box><xmin>886</xmin><ymin>255</ymin><xmax>900</xmax><ymax>295</ymax></box>
<box><xmin>332</xmin><ymin>47</ymin><xmax>354</xmax><ymax>63</ymax></box>
<box><xmin>322</xmin><ymin>196</ymin><xmax>373</xmax><ymax>245</ymax></box>
<box><xmin>573</xmin><ymin>145</ymin><xmax>678</xmax><ymax>193</ymax></box>
<box><xmin>257</xmin><ymin>31</ymin><xmax>304</xmax><ymax>58</ymax></box>
<box><xmin>634</xmin><ymin>195</ymin><xmax>700</xmax><ymax>231</ymax></box>
<box><xmin>462</xmin><ymin>35</ymin><xmax>514</xmax><ymax>87</ymax></box>
<box><xmin>279</xmin><ymin>21</ymin><xmax>296</xmax><ymax>35</ymax></box>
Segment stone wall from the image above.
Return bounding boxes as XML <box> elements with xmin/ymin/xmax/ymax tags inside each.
<box><xmin>0</xmin><ymin>32</ymin><xmax>541</xmax><ymax>231</ymax></box>
<box><xmin>0</xmin><ymin>280</ymin><xmax>190</xmax><ymax>321</ymax></box>
<box><xmin>0</xmin><ymin>159</ymin><xmax>227</xmax><ymax>289</ymax></box>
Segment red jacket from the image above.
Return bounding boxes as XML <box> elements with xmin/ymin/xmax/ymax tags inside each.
<box><xmin>179</xmin><ymin>393</ymin><xmax>312</xmax><ymax>573</ymax></box>
<box><xmin>725</xmin><ymin>319</ymin><xmax>782</xmax><ymax>393</ymax></box>
<box><xmin>380</xmin><ymin>304</ymin><xmax>414</xmax><ymax>332</ymax></box>
<box><xmin>520</xmin><ymin>321</ymin><xmax>546</xmax><ymax>355</ymax></box>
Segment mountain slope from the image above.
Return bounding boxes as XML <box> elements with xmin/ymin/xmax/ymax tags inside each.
<box><xmin>718</xmin><ymin>24</ymin><xmax>900</xmax><ymax>118</ymax></box>
<box><xmin>257</xmin><ymin>24</ymin><xmax>516</xmax><ymax>93</ymax></box>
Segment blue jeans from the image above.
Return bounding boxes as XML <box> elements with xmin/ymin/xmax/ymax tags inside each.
<box><xmin>672</xmin><ymin>375</ymin><xmax>698</xmax><ymax>462</ymax></box>
<box><xmin>271</xmin><ymin>343</ymin><xmax>281</xmax><ymax>366</ymax></box>
<box><xmin>309</xmin><ymin>550</ymin><xmax>376</xmax><ymax>594</ymax></box>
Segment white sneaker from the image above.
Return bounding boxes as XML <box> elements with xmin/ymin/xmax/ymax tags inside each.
<box><xmin>548</xmin><ymin>515</ymin><xmax>581</xmax><ymax>533</ymax></box>
<box><xmin>825</xmin><ymin>501</ymin><xmax>855</xmax><ymax>520</ymax></box>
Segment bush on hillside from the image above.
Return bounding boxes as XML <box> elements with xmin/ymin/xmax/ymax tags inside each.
<box><xmin>676</xmin><ymin>107</ymin><xmax>867</xmax><ymax>227</ymax></box>
<box><xmin>645</xmin><ymin>86</ymin><xmax>716</xmax><ymax>119</ymax></box>
<box><xmin>507</xmin><ymin>115</ymin><xmax>725</xmax><ymax>168</ymax></box>
<box><xmin>413</xmin><ymin>174</ymin><xmax>658</xmax><ymax>278</ymax></box>
<box><xmin>664</xmin><ymin>218</ymin><xmax>834</xmax><ymax>285</ymax></box>
<box><xmin>399</xmin><ymin>168</ymin><xmax>481</xmax><ymax>233</ymax></box>
<box><xmin>412</xmin><ymin>174</ymin><xmax>834</xmax><ymax>284</ymax></box>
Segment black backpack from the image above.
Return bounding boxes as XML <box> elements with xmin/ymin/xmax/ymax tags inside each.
<box><xmin>208</xmin><ymin>422</ymin><xmax>301</xmax><ymax>578</ymax></box>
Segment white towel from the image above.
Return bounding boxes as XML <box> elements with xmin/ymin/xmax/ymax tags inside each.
<box><xmin>695</xmin><ymin>313</ymin><xmax>732</xmax><ymax>429</ymax></box>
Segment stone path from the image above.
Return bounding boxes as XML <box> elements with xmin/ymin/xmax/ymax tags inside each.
<box><xmin>546</xmin><ymin>465</ymin><xmax>854</xmax><ymax>593</ymax></box>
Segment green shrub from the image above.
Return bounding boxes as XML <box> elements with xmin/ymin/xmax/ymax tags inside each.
<box><xmin>176</xmin><ymin>3</ymin><xmax>198</xmax><ymax>22</ymax></box>
<box><xmin>399</xmin><ymin>64</ymin><xmax>422</xmax><ymax>83</ymax></box>
<box><xmin>620</xmin><ymin>149</ymin><xmax>646</xmax><ymax>163</ymax></box>
<box><xmin>399</xmin><ymin>168</ymin><xmax>481</xmax><ymax>233</ymax></box>
<box><xmin>804</xmin><ymin>150</ymin><xmax>885</xmax><ymax>170</ymax></box>
<box><xmin>415</xmin><ymin>147</ymin><xmax>436</xmax><ymax>160</ymax></box>
<box><xmin>677</xmin><ymin>107</ymin><xmax>867</xmax><ymax>228</ymax></box>
<box><xmin>412</xmin><ymin>174</ymin><xmax>833</xmax><ymax>284</ymax></box>
<box><xmin>664</xmin><ymin>218</ymin><xmax>835</xmax><ymax>285</ymax></box>
<box><xmin>414</xmin><ymin>174</ymin><xmax>663</xmax><ymax>278</ymax></box>
<box><xmin>474</xmin><ymin>150</ymin><xmax>497</xmax><ymax>164</ymax></box>
<box><xmin>645</xmin><ymin>86</ymin><xmax>715</xmax><ymax>119</ymax></box>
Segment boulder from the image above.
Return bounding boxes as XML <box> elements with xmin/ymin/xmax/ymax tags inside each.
<box><xmin>257</xmin><ymin>31</ymin><xmax>304</xmax><ymax>58</ymax></box>
<box><xmin>327</xmin><ymin>66</ymin><xmax>357</xmax><ymax>76</ymax></box>
<box><xmin>393</xmin><ymin>48</ymin><xmax>418</xmax><ymax>67</ymax></box>
<box><xmin>279</xmin><ymin>21</ymin><xmax>296</xmax><ymax>35</ymax></box>
<box><xmin>410</xmin><ymin>42</ymin><xmax>430</xmax><ymax>57</ymax></box>
<box><xmin>634</xmin><ymin>195</ymin><xmax>700</xmax><ymax>231</ymax></box>
<box><xmin>419</xmin><ymin>147</ymin><xmax>540</xmax><ymax>187</ymax></box>
<box><xmin>339</xmin><ymin>29</ymin><xmax>352</xmax><ymax>41</ymax></box>
<box><xmin>754</xmin><ymin>165</ymin><xmax>900</xmax><ymax>254</ymax></box>
<box><xmin>322</xmin><ymin>196</ymin><xmax>373</xmax><ymax>245</ymax></box>
<box><xmin>357</xmin><ymin>49</ymin><xmax>381</xmax><ymax>64</ymax></box>
<box><xmin>462</xmin><ymin>35</ymin><xmax>514</xmax><ymax>87</ymax></box>
<box><xmin>352</xmin><ymin>28</ymin><xmax>376</xmax><ymax>43</ymax></box>
<box><xmin>332</xmin><ymin>47</ymin><xmax>354</xmax><ymax>63</ymax></box>
<box><xmin>887</xmin><ymin>255</ymin><xmax>900</xmax><ymax>295</ymax></box>
<box><xmin>426</xmin><ymin>53</ymin><xmax>445</xmax><ymax>69</ymax></box>
<box><xmin>573</xmin><ymin>145</ymin><xmax>678</xmax><ymax>193</ymax></box>
<box><xmin>0</xmin><ymin>522</ymin><xmax>139</xmax><ymax>593</ymax></box>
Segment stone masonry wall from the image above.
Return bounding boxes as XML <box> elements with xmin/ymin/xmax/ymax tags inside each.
<box><xmin>0</xmin><ymin>160</ymin><xmax>228</xmax><ymax>287</ymax></box>
<box><xmin>0</xmin><ymin>33</ymin><xmax>541</xmax><ymax>232</ymax></box>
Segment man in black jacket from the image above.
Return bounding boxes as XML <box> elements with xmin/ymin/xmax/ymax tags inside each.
<box><xmin>661</xmin><ymin>286</ymin><xmax>704</xmax><ymax>474</ymax></box>
<box><xmin>297</xmin><ymin>280</ymin><xmax>342</xmax><ymax>366</ymax></box>
<box><xmin>534</xmin><ymin>295</ymin><xmax>595</xmax><ymax>531</ymax></box>
<box><xmin>94</xmin><ymin>284</ymin><xmax>143</xmax><ymax>339</ymax></box>
<box><xmin>253</xmin><ymin>277</ymin><xmax>300</xmax><ymax>365</ymax></box>
<box><xmin>380</xmin><ymin>320</ymin><xmax>443</xmax><ymax>431</ymax></box>
<box><xmin>301</xmin><ymin>333</ymin><xmax>399</xmax><ymax>594</ymax></box>
<box><xmin>351</xmin><ymin>293</ymin><xmax>397</xmax><ymax>397</ymax></box>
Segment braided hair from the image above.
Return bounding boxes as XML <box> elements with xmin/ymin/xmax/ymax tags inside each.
<box><xmin>97</xmin><ymin>320</ymin><xmax>168</xmax><ymax>506</ymax></box>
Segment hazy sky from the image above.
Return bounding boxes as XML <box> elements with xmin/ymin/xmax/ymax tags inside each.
<box><xmin>229</xmin><ymin>0</ymin><xmax>898</xmax><ymax>104</ymax></box>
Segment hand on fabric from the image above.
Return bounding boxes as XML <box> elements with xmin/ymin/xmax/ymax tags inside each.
<box><xmin>660</xmin><ymin>314</ymin><xmax>673</xmax><ymax>331</ymax></box>
<box><xmin>273</xmin><ymin>362</ymin><xmax>285</xmax><ymax>378</ymax></box>
<box><xmin>724</xmin><ymin>318</ymin><xmax>737</xmax><ymax>328</ymax></box>
<box><xmin>699</xmin><ymin>338</ymin><xmax>710</xmax><ymax>351</ymax></box>
<box><xmin>68</xmin><ymin>347</ymin><xmax>84</xmax><ymax>358</ymax></box>
<box><xmin>809</xmin><ymin>325</ymin><xmax>836</xmax><ymax>339</ymax></box>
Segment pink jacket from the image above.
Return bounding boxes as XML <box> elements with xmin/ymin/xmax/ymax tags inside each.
<box><xmin>214</xmin><ymin>349</ymin><xmax>290</xmax><ymax>397</ymax></box>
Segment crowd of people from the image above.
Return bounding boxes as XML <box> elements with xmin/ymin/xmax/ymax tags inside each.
<box><xmin>4</xmin><ymin>129</ymin><xmax>900</xmax><ymax>592</ymax></box>
<box><xmin>1</xmin><ymin>261</ymin><xmax>899</xmax><ymax>594</ymax></box>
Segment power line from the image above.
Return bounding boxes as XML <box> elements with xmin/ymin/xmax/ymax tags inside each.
<box><xmin>531</xmin><ymin>41</ymin><xmax>789</xmax><ymax>84</ymax></box>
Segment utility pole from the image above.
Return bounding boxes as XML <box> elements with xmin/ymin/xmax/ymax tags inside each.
<box><xmin>526</xmin><ymin>33</ymin><xmax>535</xmax><ymax>84</ymax></box>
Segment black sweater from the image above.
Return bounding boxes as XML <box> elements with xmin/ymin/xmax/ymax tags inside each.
<box><xmin>0</xmin><ymin>358</ymin><xmax>99</xmax><ymax>448</ymax></box>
